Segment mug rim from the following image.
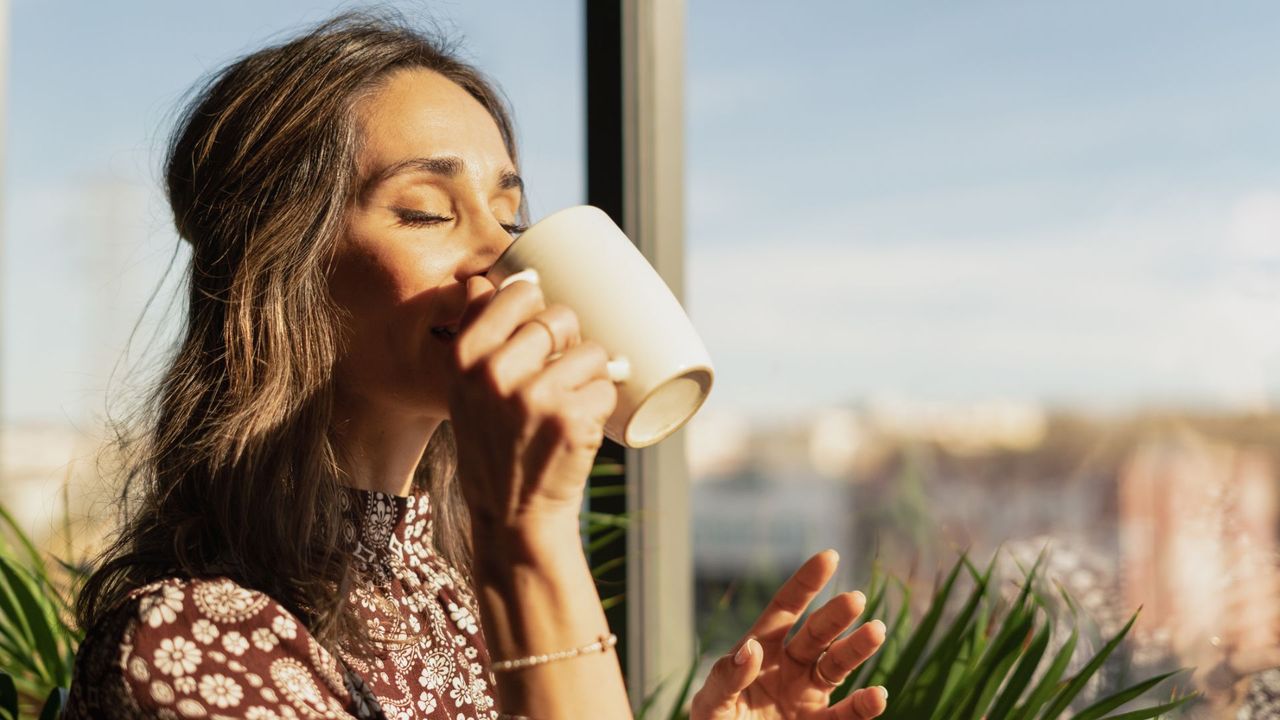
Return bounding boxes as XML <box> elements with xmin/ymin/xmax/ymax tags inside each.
<box><xmin>487</xmin><ymin>204</ymin><xmax>609</xmax><ymax>277</ymax></box>
<box><xmin>618</xmin><ymin>363</ymin><xmax>715</xmax><ymax>448</ymax></box>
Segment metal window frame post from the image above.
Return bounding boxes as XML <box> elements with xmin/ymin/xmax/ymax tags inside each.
<box><xmin>586</xmin><ymin>0</ymin><xmax>693</xmax><ymax>714</ymax></box>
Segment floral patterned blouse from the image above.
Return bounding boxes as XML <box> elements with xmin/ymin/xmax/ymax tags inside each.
<box><xmin>64</xmin><ymin>487</ymin><xmax>501</xmax><ymax>719</ymax></box>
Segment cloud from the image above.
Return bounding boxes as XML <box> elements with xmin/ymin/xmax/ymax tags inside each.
<box><xmin>685</xmin><ymin>190</ymin><xmax>1280</xmax><ymax>417</ymax></box>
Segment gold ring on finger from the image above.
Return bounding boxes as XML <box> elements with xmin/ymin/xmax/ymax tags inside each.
<box><xmin>527</xmin><ymin>318</ymin><xmax>559</xmax><ymax>356</ymax></box>
<box><xmin>812</xmin><ymin>649</ymin><xmax>841</xmax><ymax>688</ymax></box>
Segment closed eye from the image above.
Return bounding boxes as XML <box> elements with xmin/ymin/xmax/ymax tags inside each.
<box><xmin>394</xmin><ymin>209</ymin><xmax>526</xmax><ymax>236</ymax></box>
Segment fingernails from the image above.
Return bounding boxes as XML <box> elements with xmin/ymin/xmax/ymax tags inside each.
<box><xmin>870</xmin><ymin>619</ymin><xmax>886</xmax><ymax>636</ymax></box>
<box><xmin>876</xmin><ymin>686</ymin><xmax>888</xmax><ymax>702</ymax></box>
<box><xmin>734</xmin><ymin>637</ymin><xmax>756</xmax><ymax>665</ymax></box>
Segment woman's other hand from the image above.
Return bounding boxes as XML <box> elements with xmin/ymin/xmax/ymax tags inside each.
<box><xmin>445</xmin><ymin>273</ymin><xmax>618</xmax><ymax>534</ymax></box>
<box><xmin>691</xmin><ymin>550</ymin><xmax>889</xmax><ymax>720</ymax></box>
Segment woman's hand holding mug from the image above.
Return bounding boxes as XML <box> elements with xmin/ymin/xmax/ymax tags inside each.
<box><xmin>445</xmin><ymin>270</ymin><xmax>619</xmax><ymax>537</ymax></box>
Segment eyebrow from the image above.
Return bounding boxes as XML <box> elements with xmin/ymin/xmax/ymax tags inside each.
<box><xmin>362</xmin><ymin>155</ymin><xmax>523</xmax><ymax>198</ymax></box>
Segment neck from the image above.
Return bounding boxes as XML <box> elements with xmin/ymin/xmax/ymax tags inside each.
<box><xmin>330</xmin><ymin>390</ymin><xmax>443</xmax><ymax>497</ymax></box>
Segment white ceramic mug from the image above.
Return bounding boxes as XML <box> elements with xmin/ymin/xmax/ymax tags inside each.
<box><xmin>484</xmin><ymin>205</ymin><xmax>714</xmax><ymax>448</ymax></box>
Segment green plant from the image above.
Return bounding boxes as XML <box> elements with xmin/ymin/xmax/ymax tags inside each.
<box><xmin>0</xmin><ymin>502</ymin><xmax>84</xmax><ymax>720</ymax></box>
<box><xmin>640</xmin><ymin>551</ymin><xmax>1197</xmax><ymax>720</ymax></box>
<box><xmin>2</xmin><ymin>460</ymin><xmax>1199</xmax><ymax>720</ymax></box>
<box><xmin>585</xmin><ymin>458</ymin><xmax>631</xmax><ymax>611</ymax></box>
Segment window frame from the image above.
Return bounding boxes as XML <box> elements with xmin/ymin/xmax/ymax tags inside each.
<box><xmin>585</xmin><ymin>0</ymin><xmax>693</xmax><ymax>713</ymax></box>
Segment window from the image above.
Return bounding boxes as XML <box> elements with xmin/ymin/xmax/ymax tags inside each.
<box><xmin>686</xmin><ymin>0</ymin><xmax>1280</xmax><ymax>703</ymax></box>
<box><xmin>0</xmin><ymin>0</ymin><xmax>584</xmax><ymax>572</ymax></box>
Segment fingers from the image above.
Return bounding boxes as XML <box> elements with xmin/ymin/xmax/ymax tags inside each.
<box><xmin>493</xmin><ymin>344</ymin><xmax>616</xmax><ymax>452</ymax></box>
<box><xmin>816</xmin><ymin>619</ymin><xmax>886</xmax><ymax>686</ymax></box>
<box><xmin>516</xmin><ymin>305</ymin><xmax>582</xmax><ymax>356</ymax></box>
<box><xmin>689</xmin><ymin>636</ymin><xmax>763</xmax><ymax>719</ymax></box>
<box><xmin>456</xmin><ymin>274</ymin><xmax>574</xmax><ymax>370</ymax></box>
<box><xmin>823</xmin><ymin>686</ymin><xmax>888</xmax><ymax>720</ymax></box>
<box><xmin>785</xmin><ymin>590</ymin><xmax>867</xmax><ymax>666</ymax></box>
<box><xmin>569</xmin><ymin>378</ymin><xmax>619</xmax><ymax>435</ymax></box>
<box><xmin>524</xmin><ymin>342</ymin><xmax>618</xmax><ymax>421</ymax></box>
<box><xmin>748</xmin><ymin>549</ymin><xmax>839</xmax><ymax>645</ymax></box>
<box><xmin>457</xmin><ymin>275</ymin><xmax>499</xmax><ymax>342</ymax></box>
<box><xmin>476</xmin><ymin>305</ymin><xmax>583</xmax><ymax>394</ymax></box>
<box><xmin>535</xmin><ymin>341</ymin><xmax>610</xmax><ymax>390</ymax></box>
<box><xmin>543</xmin><ymin>354</ymin><xmax>618</xmax><ymax>450</ymax></box>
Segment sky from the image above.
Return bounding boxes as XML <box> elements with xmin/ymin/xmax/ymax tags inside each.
<box><xmin>683</xmin><ymin>1</ymin><xmax>1280</xmax><ymax>419</ymax></box>
<box><xmin>2</xmin><ymin>0</ymin><xmax>583</xmax><ymax>425</ymax></box>
<box><xmin>4</xmin><ymin>0</ymin><xmax>1280</xmax><ymax>425</ymax></box>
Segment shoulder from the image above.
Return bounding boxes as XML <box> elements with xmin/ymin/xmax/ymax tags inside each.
<box><xmin>66</xmin><ymin>576</ymin><xmax>351</xmax><ymax>720</ymax></box>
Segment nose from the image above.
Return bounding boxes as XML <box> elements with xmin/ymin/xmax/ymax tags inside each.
<box><xmin>458</xmin><ymin>213</ymin><xmax>518</xmax><ymax>281</ymax></box>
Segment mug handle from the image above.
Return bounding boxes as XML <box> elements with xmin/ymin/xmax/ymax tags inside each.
<box><xmin>543</xmin><ymin>351</ymin><xmax>631</xmax><ymax>384</ymax></box>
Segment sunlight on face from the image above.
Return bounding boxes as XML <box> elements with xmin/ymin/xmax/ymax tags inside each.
<box><xmin>329</xmin><ymin>67</ymin><xmax>524</xmax><ymax>418</ymax></box>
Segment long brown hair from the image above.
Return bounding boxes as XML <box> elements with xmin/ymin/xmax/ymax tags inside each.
<box><xmin>76</xmin><ymin>9</ymin><xmax>526</xmax><ymax>654</ymax></box>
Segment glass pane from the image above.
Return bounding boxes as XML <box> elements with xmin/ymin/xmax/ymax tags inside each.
<box><xmin>687</xmin><ymin>2</ymin><xmax>1280</xmax><ymax>713</ymax></box>
<box><xmin>1</xmin><ymin>0</ymin><xmax>583</xmax><ymax>538</ymax></box>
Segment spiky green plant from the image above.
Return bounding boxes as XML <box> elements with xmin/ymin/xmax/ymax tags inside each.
<box><xmin>640</xmin><ymin>551</ymin><xmax>1197</xmax><ymax>720</ymax></box>
<box><xmin>0</xmin><ymin>503</ymin><xmax>82</xmax><ymax>720</ymax></box>
<box><xmin>1</xmin><ymin>459</ymin><xmax>1200</xmax><ymax>720</ymax></box>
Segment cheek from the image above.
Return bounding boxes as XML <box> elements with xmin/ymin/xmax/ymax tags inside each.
<box><xmin>327</xmin><ymin>237</ymin><xmax>453</xmax><ymax>381</ymax></box>
<box><xmin>329</xmin><ymin>242</ymin><xmax>411</xmax><ymax>318</ymax></box>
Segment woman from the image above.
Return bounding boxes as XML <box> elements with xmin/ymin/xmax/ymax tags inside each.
<box><xmin>64</xmin><ymin>11</ymin><xmax>889</xmax><ymax>720</ymax></box>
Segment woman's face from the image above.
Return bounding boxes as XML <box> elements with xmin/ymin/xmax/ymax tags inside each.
<box><xmin>329</xmin><ymin>67</ymin><xmax>523</xmax><ymax>419</ymax></box>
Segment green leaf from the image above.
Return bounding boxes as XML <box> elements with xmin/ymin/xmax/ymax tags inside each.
<box><xmin>907</xmin><ymin>555</ymin><xmax>995</xmax><ymax>718</ymax></box>
<box><xmin>635</xmin><ymin>677</ymin><xmax>668</xmax><ymax>720</ymax></box>
<box><xmin>1038</xmin><ymin>611</ymin><xmax>1140</xmax><ymax>719</ymax></box>
<box><xmin>950</xmin><ymin>607</ymin><xmax>1036</xmax><ymax>720</ymax></box>
<box><xmin>587</xmin><ymin>527</ymin><xmax>626</xmax><ymax>554</ymax></box>
<box><xmin>666</xmin><ymin>635</ymin><xmax>702</xmax><ymax>720</ymax></box>
<box><xmin>0</xmin><ymin>672</ymin><xmax>17</xmax><ymax>720</ymax></box>
<box><xmin>882</xmin><ymin>553</ymin><xmax>968</xmax><ymax>701</ymax></box>
<box><xmin>989</xmin><ymin>616</ymin><xmax>1053</xmax><ymax>719</ymax></box>
<box><xmin>0</xmin><ymin>638</ymin><xmax>44</xmax><ymax>682</ymax></box>
<box><xmin>589</xmin><ymin>461</ymin><xmax>625</xmax><ymax>477</ymax></box>
<box><xmin>860</xmin><ymin>577</ymin><xmax>889</xmax><ymax>632</ymax></box>
<box><xmin>0</xmin><ymin>616</ymin><xmax>37</xmax><ymax>674</ymax></box>
<box><xmin>1053</xmin><ymin>578</ymin><xmax>1081</xmax><ymax>620</ymax></box>
<box><xmin>0</xmin><ymin>557</ymin><xmax>64</xmax><ymax>685</ymax></box>
<box><xmin>1011</xmin><ymin>550</ymin><xmax>1048</xmax><ymax>615</ymax></box>
<box><xmin>1096</xmin><ymin>695</ymin><xmax>1196</xmax><ymax>720</ymax></box>
<box><xmin>1070</xmin><ymin>670</ymin><xmax>1182</xmax><ymax>720</ymax></box>
<box><xmin>0</xmin><ymin>562</ymin><xmax>35</xmax><ymax>649</ymax></box>
<box><xmin>968</xmin><ymin>642</ymin><xmax>1025</xmax><ymax>720</ymax></box>
<box><xmin>861</xmin><ymin>579</ymin><xmax>912</xmax><ymax>690</ymax></box>
<box><xmin>591</xmin><ymin>555</ymin><xmax>626</xmax><ymax>579</ymax></box>
<box><xmin>0</xmin><ymin>505</ymin><xmax>45</xmax><ymax>576</ymax></box>
<box><xmin>581</xmin><ymin>511</ymin><xmax>631</xmax><ymax>529</ymax></box>
<box><xmin>1009</xmin><ymin>628</ymin><xmax>1078</xmax><ymax>720</ymax></box>
<box><xmin>38</xmin><ymin>687</ymin><xmax>67</xmax><ymax>720</ymax></box>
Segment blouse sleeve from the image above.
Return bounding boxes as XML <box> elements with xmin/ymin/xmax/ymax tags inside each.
<box><xmin>65</xmin><ymin>577</ymin><xmax>355</xmax><ymax>720</ymax></box>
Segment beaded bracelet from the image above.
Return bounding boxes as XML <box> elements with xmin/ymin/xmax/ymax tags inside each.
<box><xmin>491</xmin><ymin>632</ymin><xmax>618</xmax><ymax>672</ymax></box>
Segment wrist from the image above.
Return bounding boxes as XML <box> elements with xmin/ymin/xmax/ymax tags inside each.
<box><xmin>469</xmin><ymin>511</ymin><xmax>583</xmax><ymax>571</ymax></box>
